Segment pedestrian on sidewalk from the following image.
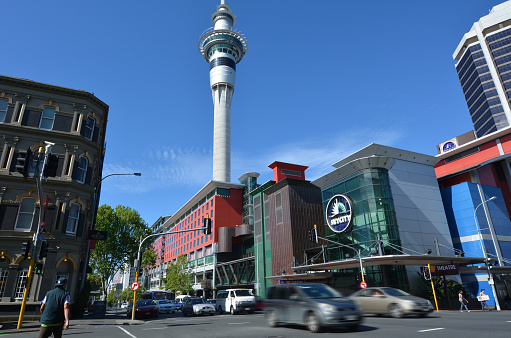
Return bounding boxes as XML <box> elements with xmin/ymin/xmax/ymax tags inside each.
<box><xmin>479</xmin><ymin>289</ymin><xmax>490</xmax><ymax>311</ymax></box>
<box><xmin>459</xmin><ymin>290</ymin><xmax>470</xmax><ymax>312</ymax></box>
<box><xmin>38</xmin><ymin>277</ymin><xmax>70</xmax><ymax>338</ymax></box>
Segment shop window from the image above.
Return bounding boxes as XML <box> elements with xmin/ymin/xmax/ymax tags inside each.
<box><xmin>0</xmin><ymin>99</ymin><xmax>8</xmax><ymax>122</ymax></box>
<box><xmin>66</xmin><ymin>203</ymin><xmax>80</xmax><ymax>235</ymax></box>
<box><xmin>15</xmin><ymin>198</ymin><xmax>36</xmax><ymax>231</ymax></box>
<box><xmin>39</xmin><ymin>107</ymin><xmax>56</xmax><ymax>130</ymax></box>
<box><xmin>76</xmin><ymin>157</ymin><xmax>88</xmax><ymax>184</ymax></box>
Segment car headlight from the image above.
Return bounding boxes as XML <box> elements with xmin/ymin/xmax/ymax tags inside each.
<box><xmin>427</xmin><ymin>300</ymin><xmax>433</xmax><ymax>309</ymax></box>
<box><xmin>319</xmin><ymin>303</ymin><xmax>337</xmax><ymax>312</ymax></box>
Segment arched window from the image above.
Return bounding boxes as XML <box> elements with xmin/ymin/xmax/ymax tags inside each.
<box><xmin>76</xmin><ymin>157</ymin><xmax>88</xmax><ymax>184</ymax></box>
<box><xmin>39</xmin><ymin>107</ymin><xmax>56</xmax><ymax>130</ymax></box>
<box><xmin>84</xmin><ymin>116</ymin><xmax>95</xmax><ymax>140</ymax></box>
<box><xmin>66</xmin><ymin>203</ymin><xmax>81</xmax><ymax>235</ymax></box>
<box><xmin>15</xmin><ymin>198</ymin><xmax>36</xmax><ymax>231</ymax></box>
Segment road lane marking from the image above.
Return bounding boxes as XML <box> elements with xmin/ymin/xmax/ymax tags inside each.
<box><xmin>117</xmin><ymin>326</ymin><xmax>137</xmax><ymax>338</ymax></box>
<box><xmin>142</xmin><ymin>328</ymin><xmax>167</xmax><ymax>330</ymax></box>
<box><xmin>418</xmin><ymin>328</ymin><xmax>444</xmax><ymax>333</ymax></box>
<box><xmin>229</xmin><ymin>322</ymin><xmax>250</xmax><ymax>324</ymax></box>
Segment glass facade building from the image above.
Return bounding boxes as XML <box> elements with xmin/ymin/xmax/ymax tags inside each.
<box><xmin>320</xmin><ymin>168</ymin><xmax>409</xmax><ymax>290</ymax></box>
<box><xmin>454</xmin><ymin>2</ymin><xmax>511</xmax><ymax>137</ymax></box>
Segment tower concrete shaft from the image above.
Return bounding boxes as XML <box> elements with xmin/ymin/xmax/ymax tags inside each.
<box><xmin>199</xmin><ymin>1</ymin><xmax>247</xmax><ymax>182</ymax></box>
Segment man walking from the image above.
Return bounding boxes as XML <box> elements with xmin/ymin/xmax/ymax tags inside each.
<box><xmin>479</xmin><ymin>289</ymin><xmax>490</xmax><ymax>311</ymax></box>
<box><xmin>459</xmin><ymin>290</ymin><xmax>470</xmax><ymax>312</ymax></box>
<box><xmin>39</xmin><ymin>277</ymin><xmax>70</xmax><ymax>338</ymax></box>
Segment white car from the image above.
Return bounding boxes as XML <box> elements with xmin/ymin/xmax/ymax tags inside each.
<box><xmin>182</xmin><ymin>298</ymin><xmax>215</xmax><ymax>316</ymax></box>
<box><xmin>216</xmin><ymin>289</ymin><xmax>256</xmax><ymax>314</ymax></box>
<box><xmin>155</xmin><ymin>299</ymin><xmax>176</xmax><ymax>314</ymax></box>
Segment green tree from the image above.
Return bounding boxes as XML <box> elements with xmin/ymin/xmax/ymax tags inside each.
<box><xmin>89</xmin><ymin>205</ymin><xmax>151</xmax><ymax>298</ymax></box>
<box><xmin>164</xmin><ymin>255</ymin><xmax>193</xmax><ymax>295</ymax></box>
<box><xmin>141</xmin><ymin>247</ymin><xmax>157</xmax><ymax>274</ymax></box>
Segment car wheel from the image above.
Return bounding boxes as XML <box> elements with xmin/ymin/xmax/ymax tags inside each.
<box><xmin>306</xmin><ymin>312</ymin><xmax>322</xmax><ymax>333</ymax></box>
<box><xmin>230</xmin><ymin>306</ymin><xmax>236</xmax><ymax>315</ymax></box>
<box><xmin>265</xmin><ymin>310</ymin><xmax>278</xmax><ymax>327</ymax></box>
<box><xmin>248</xmin><ymin>309</ymin><xmax>255</xmax><ymax>314</ymax></box>
<box><xmin>418</xmin><ymin>313</ymin><xmax>429</xmax><ymax>318</ymax></box>
<box><xmin>389</xmin><ymin>304</ymin><xmax>403</xmax><ymax>318</ymax></box>
<box><xmin>217</xmin><ymin>306</ymin><xmax>222</xmax><ymax>314</ymax></box>
<box><xmin>210</xmin><ymin>312</ymin><xmax>214</xmax><ymax>316</ymax></box>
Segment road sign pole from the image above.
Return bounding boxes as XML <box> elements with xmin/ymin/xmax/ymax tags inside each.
<box><xmin>17</xmin><ymin>258</ymin><xmax>35</xmax><ymax>329</ymax></box>
<box><xmin>131</xmin><ymin>264</ymin><xmax>139</xmax><ymax>320</ymax></box>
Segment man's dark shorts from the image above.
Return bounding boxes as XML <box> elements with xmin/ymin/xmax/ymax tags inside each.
<box><xmin>38</xmin><ymin>324</ymin><xmax>64</xmax><ymax>338</ymax></box>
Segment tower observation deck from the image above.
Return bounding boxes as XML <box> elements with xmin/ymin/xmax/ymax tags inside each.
<box><xmin>199</xmin><ymin>0</ymin><xmax>247</xmax><ymax>182</ymax></box>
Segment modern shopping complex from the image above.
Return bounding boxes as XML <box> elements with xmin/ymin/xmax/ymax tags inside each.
<box><xmin>138</xmin><ymin>1</ymin><xmax>511</xmax><ymax>310</ymax></box>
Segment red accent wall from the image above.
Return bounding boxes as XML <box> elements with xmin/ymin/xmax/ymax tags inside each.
<box><xmin>268</xmin><ymin>161</ymin><xmax>308</xmax><ymax>183</ymax></box>
<box><xmin>434</xmin><ymin>140</ymin><xmax>500</xmax><ymax>178</ymax></box>
<box><xmin>438</xmin><ymin>172</ymin><xmax>472</xmax><ymax>189</ymax></box>
<box><xmin>153</xmin><ymin>188</ymin><xmax>243</xmax><ymax>265</ymax></box>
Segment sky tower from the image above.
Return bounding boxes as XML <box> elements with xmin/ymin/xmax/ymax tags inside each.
<box><xmin>199</xmin><ymin>0</ymin><xmax>247</xmax><ymax>182</ymax></box>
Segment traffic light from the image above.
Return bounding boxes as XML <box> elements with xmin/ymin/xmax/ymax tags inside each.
<box><xmin>15</xmin><ymin>148</ymin><xmax>32</xmax><ymax>179</ymax></box>
<box><xmin>422</xmin><ymin>266</ymin><xmax>431</xmax><ymax>280</ymax></box>
<box><xmin>22</xmin><ymin>241</ymin><xmax>32</xmax><ymax>260</ymax></box>
<box><xmin>308</xmin><ymin>228</ymin><xmax>318</xmax><ymax>243</ymax></box>
<box><xmin>203</xmin><ymin>217</ymin><xmax>212</xmax><ymax>235</ymax></box>
<box><xmin>35</xmin><ymin>262</ymin><xmax>43</xmax><ymax>275</ymax></box>
<box><xmin>39</xmin><ymin>241</ymin><xmax>49</xmax><ymax>260</ymax></box>
<box><xmin>43</xmin><ymin>153</ymin><xmax>59</xmax><ymax>178</ymax></box>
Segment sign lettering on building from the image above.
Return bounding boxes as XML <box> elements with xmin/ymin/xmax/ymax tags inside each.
<box><xmin>326</xmin><ymin>194</ymin><xmax>353</xmax><ymax>233</ymax></box>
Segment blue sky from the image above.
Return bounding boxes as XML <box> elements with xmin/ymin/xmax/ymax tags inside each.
<box><xmin>2</xmin><ymin>0</ymin><xmax>505</xmax><ymax>226</ymax></box>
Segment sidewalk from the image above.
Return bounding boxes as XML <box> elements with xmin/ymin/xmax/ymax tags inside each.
<box><xmin>0</xmin><ymin>309</ymin><xmax>144</xmax><ymax>335</ymax></box>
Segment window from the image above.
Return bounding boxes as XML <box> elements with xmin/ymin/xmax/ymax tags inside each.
<box><xmin>15</xmin><ymin>198</ymin><xmax>36</xmax><ymax>231</ymax></box>
<box><xmin>76</xmin><ymin>157</ymin><xmax>88</xmax><ymax>183</ymax></box>
<box><xmin>66</xmin><ymin>203</ymin><xmax>80</xmax><ymax>235</ymax></box>
<box><xmin>14</xmin><ymin>270</ymin><xmax>29</xmax><ymax>299</ymax></box>
<box><xmin>39</xmin><ymin>107</ymin><xmax>56</xmax><ymax>130</ymax></box>
<box><xmin>1</xmin><ymin>146</ymin><xmax>13</xmax><ymax>169</ymax></box>
<box><xmin>275</xmin><ymin>192</ymin><xmax>283</xmax><ymax>225</ymax></box>
<box><xmin>0</xmin><ymin>99</ymin><xmax>8</xmax><ymax>123</ymax></box>
<box><xmin>0</xmin><ymin>267</ymin><xmax>8</xmax><ymax>298</ymax></box>
<box><xmin>84</xmin><ymin>117</ymin><xmax>95</xmax><ymax>140</ymax></box>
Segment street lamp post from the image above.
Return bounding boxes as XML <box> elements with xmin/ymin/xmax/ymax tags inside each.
<box><xmin>79</xmin><ymin>172</ymin><xmax>141</xmax><ymax>293</ymax></box>
<box><xmin>474</xmin><ymin>196</ymin><xmax>501</xmax><ymax>311</ymax></box>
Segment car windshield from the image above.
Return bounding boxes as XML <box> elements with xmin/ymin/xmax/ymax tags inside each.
<box><xmin>137</xmin><ymin>300</ymin><xmax>153</xmax><ymax>306</ymax></box>
<box><xmin>297</xmin><ymin>284</ymin><xmax>342</xmax><ymax>299</ymax></box>
<box><xmin>234</xmin><ymin>290</ymin><xmax>253</xmax><ymax>297</ymax></box>
<box><xmin>382</xmin><ymin>288</ymin><xmax>410</xmax><ymax>297</ymax></box>
<box><xmin>158</xmin><ymin>300</ymin><xmax>170</xmax><ymax>304</ymax></box>
<box><xmin>191</xmin><ymin>298</ymin><xmax>206</xmax><ymax>304</ymax></box>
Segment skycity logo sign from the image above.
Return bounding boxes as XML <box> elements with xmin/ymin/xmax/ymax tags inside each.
<box><xmin>326</xmin><ymin>194</ymin><xmax>352</xmax><ymax>233</ymax></box>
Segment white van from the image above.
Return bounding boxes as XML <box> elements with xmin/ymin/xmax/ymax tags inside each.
<box><xmin>175</xmin><ymin>295</ymin><xmax>191</xmax><ymax>310</ymax></box>
<box><xmin>215</xmin><ymin>289</ymin><xmax>256</xmax><ymax>314</ymax></box>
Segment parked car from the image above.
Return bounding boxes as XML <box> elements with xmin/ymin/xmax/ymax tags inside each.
<box><xmin>206</xmin><ymin>299</ymin><xmax>216</xmax><ymax>306</ymax></box>
<box><xmin>182</xmin><ymin>298</ymin><xmax>215</xmax><ymax>316</ymax></box>
<box><xmin>216</xmin><ymin>289</ymin><xmax>256</xmax><ymax>314</ymax></box>
<box><xmin>264</xmin><ymin>283</ymin><xmax>363</xmax><ymax>333</ymax></box>
<box><xmin>126</xmin><ymin>300</ymin><xmax>159</xmax><ymax>319</ymax></box>
<box><xmin>349</xmin><ymin>287</ymin><xmax>433</xmax><ymax>318</ymax></box>
<box><xmin>170</xmin><ymin>300</ymin><xmax>182</xmax><ymax>311</ymax></box>
<box><xmin>155</xmin><ymin>299</ymin><xmax>176</xmax><ymax>314</ymax></box>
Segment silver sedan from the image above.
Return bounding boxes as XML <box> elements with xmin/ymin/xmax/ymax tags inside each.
<box><xmin>349</xmin><ymin>287</ymin><xmax>433</xmax><ymax>318</ymax></box>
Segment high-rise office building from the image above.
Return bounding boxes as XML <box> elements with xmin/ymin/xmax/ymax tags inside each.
<box><xmin>199</xmin><ymin>0</ymin><xmax>247</xmax><ymax>182</ymax></box>
<box><xmin>454</xmin><ymin>1</ymin><xmax>511</xmax><ymax>137</ymax></box>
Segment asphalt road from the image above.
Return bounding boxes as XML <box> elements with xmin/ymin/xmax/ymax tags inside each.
<box><xmin>3</xmin><ymin>310</ymin><xmax>511</xmax><ymax>337</ymax></box>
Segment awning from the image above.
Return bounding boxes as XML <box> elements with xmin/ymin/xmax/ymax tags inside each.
<box><xmin>292</xmin><ymin>254</ymin><xmax>491</xmax><ymax>273</ymax></box>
